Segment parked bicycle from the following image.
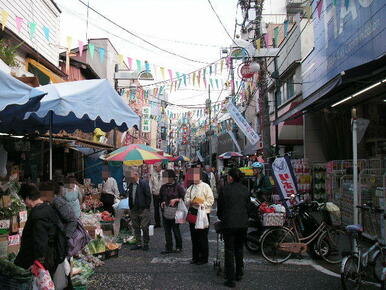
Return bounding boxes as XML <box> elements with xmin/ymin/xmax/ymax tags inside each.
<box><xmin>341</xmin><ymin>204</ymin><xmax>386</xmax><ymax>289</ymax></box>
<box><xmin>260</xmin><ymin>198</ymin><xmax>345</xmax><ymax>264</ymax></box>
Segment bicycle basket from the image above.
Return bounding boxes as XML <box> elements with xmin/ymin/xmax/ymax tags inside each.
<box><xmin>261</xmin><ymin>213</ymin><xmax>285</xmax><ymax>227</ymax></box>
<box><xmin>323</xmin><ymin>202</ymin><xmax>341</xmax><ymax>226</ymax></box>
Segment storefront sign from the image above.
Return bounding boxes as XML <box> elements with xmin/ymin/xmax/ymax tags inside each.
<box><xmin>142</xmin><ymin>106</ymin><xmax>151</xmax><ymax>133</ymax></box>
<box><xmin>239</xmin><ymin>63</ymin><xmax>254</xmax><ymax>79</ymax></box>
<box><xmin>8</xmin><ymin>234</ymin><xmax>20</xmax><ymax>246</ymax></box>
<box><xmin>271</xmin><ymin>156</ymin><xmax>299</xmax><ymax>209</ymax></box>
<box><xmin>227</xmin><ymin>101</ymin><xmax>260</xmax><ymax>145</ymax></box>
<box><xmin>303</xmin><ymin>0</ymin><xmax>386</xmax><ymax>98</ymax></box>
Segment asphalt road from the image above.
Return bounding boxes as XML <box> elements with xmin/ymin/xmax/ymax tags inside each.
<box><xmin>88</xmin><ymin>209</ymin><xmax>348</xmax><ymax>290</ymax></box>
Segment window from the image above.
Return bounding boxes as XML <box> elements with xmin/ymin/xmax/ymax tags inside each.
<box><xmin>286</xmin><ymin>75</ymin><xmax>295</xmax><ymax>100</ymax></box>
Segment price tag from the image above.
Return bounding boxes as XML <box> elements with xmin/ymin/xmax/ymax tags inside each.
<box><xmin>95</xmin><ymin>228</ymin><xmax>103</xmax><ymax>237</ymax></box>
<box><xmin>0</xmin><ymin>219</ymin><xmax>10</xmax><ymax>229</ymax></box>
<box><xmin>19</xmin><ymin>211</ymin><xmax>28</xmax><ymax>223</ymax></box>
<box><xmin>8</xmin><ymin>234</ymin><xmax>20</xmax><ymax>246</ymax></box>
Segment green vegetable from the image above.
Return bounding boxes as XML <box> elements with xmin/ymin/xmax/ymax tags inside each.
<box><xmin>0</xmin><ymin>258</ymin><xmax>31</xmax><ymax>279</ymax></box>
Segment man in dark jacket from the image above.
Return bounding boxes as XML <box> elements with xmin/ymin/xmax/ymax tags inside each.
<box><xmin>217</xmin><ymin>168</ymin><xmax>249</xmax><ymax>288</ymax></box>
<box><xmin>15</xmin><ymin>184</ymin><xmax>65</xmax><ymax>276</ymax></box>
<box><xmin>126</xmin><ymin>169</ymin><xmax>151</xmax><ymax>251</ymax></box>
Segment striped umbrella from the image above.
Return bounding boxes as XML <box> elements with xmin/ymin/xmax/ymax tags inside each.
<box><xmin>109</xmin><ymin>144</ymin><xmax>162</xmax><ymax>155</ymax></box>
<box><xmin>105</xmin><ymin>144</ymin><xmax>165</xmax><ymax>166</ymax></box>
<box><xmin>172</xmin><ymin>155</ymin><xmax>191</xmax><ymax>162</ymax></box>
<box><xmin>218</xmin><ymin>152</ymin><xmax>244</xmax><ymax>159</ymax></box>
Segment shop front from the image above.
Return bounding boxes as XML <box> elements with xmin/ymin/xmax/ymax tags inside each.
<box><xmin>274</xmin><ymin>0</ymin><xmax>386</xmax><ymax>236</ymax></box>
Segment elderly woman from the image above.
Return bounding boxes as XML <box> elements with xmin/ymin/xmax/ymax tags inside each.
<box><xmin>159</xmin><ymin>169</ymin><xmax>185</xmax><ymax>254</ymax></box>
<box><xmin>184</xmin><ymin>168</ymin><xmax>214</xmax><ymax>265</ymax></box>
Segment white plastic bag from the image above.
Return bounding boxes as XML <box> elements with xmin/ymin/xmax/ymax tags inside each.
<box><xmin>195</xmin><ymin>205</ymin><xmax>209</xmax><ymax>229</ymax></box>
<box><xmin>175</xmin><ymin>200</ymin><xmax>188</xmax><ymax>224</ymax></box>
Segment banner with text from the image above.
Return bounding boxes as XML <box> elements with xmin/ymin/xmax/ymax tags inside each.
<box><xmin>271</xmin><ymin>156</ymin><xmax>299</xmax><ymax>209</ymax></box>
<box><xmin>226</xmin><ymin>101</ymin><xmax>260</xmax><ymax>145</ymax></box>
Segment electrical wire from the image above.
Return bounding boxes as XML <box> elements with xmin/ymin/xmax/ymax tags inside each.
<box><xmin>207</xmin><ymin>0</ymin><xmax>238</xmax><ymax>46</ymax></box>
<box><xmin>77</xmin><ymin>0</ymin><xmax>211</xmax><ymax>64</ymax></box>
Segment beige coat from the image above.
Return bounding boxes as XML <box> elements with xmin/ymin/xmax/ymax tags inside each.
<box><xmin>185</xmin><ymin>181</ymin><xmax>214</xmax><ymax>214</ymax></box>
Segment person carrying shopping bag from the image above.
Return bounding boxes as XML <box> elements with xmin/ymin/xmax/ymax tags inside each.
<box><xmin>159</xmin><ymin>169</ymin><xmax>186</xmax><ymax>254</ymax></box>
<box><xmin>184</xmin><ymin>168</ymin><xmax>214</xmax><ymax>265</ymax></box>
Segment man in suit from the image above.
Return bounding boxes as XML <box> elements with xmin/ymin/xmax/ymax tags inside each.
<box><xmin>126</xmin><ymin>169</ymin><xmax>151</xmax><ymax>251</ymax></box>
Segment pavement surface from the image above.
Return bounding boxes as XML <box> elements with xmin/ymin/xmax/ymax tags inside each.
<box><xmin>86</xmin><ymin>208</ymin><xmax>362</xmax><ymax>290</ymax></box>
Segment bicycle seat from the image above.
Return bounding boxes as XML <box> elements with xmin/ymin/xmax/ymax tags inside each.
<box><xmin>345</xmin><ymin>224</ymin><xmax>363</xmax><ymax>233</ymax></box>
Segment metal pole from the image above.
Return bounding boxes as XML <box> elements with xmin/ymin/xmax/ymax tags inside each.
<box><xmin>113</xmin><ymin>64</ymin><xmax>118</xmax><ymax>148</ymax></box>
<box><xmin>229</xmin><ymin>57</ymin><xmax>236</xmax><ymax>153</ymax></box>
<box><xmin>208</xmin><ymin>85</ymin><xmax>212</xmax><ymax>167</ymax></box>
<box><xmin>352</xmin><ymin>108</ymin><xmax>358</xmax><ymax>225</ymax></box>
<box><xmin>49</xmin><ymin>111</ymin><xmax>53</xmax><ymax>181</ymax></box>
<box><xmin>273</xmin><ymin>52</ymin><xmax>280</xmax><ymax>156</ymax></box>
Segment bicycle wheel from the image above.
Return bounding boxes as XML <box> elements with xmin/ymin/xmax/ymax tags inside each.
<box><xmin>317</xmin><ymin>228</ymin><xmax>345</xmax><ymax>264</ymax></box>
<box><xmin>373</xmin><ymin>248</ymin><xmax>386</xmax><ymax>282</ymax></box>
<box><xmin>260</xmin><ymin>227</ymin><xmax>295</xmax><ymax>264</ymax></box>
<box><xmin>341</xmin><ymin>255</ymin><xmax>361</xmax><ymax>290</ymax></box>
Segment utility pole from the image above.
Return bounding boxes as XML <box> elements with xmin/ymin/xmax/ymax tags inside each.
<box><xmin>273</xmin><ymin>40</ymin><xmax>280</xmax><ymax>156</ymax></box>
<box><xmin>254</xmin><ymin>0</ymin><xmax>271</xmax><ymax>159</ymax></box>
<box><xmin>113</xmin><ymin>64</ymin><xmax>119</xmax><ymax>148</ymax></box>
<box><xmin>206</xmin><ymin>86</ymin><xmax>212</xmax><ymax>167</ymax></box>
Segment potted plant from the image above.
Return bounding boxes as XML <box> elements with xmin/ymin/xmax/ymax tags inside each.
<box><xmin>0</xmin><ymin>39</ymin><xmax>22</xmax><ymax>68</ymax></box>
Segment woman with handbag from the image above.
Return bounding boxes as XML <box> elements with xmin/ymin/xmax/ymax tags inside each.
<box><xmin>160</xmin><ymin>169</ymin><xmax>186</xmax><ymax>254</ymax></box>
<box><xmin>184</xmin><ymin>168</ymin><xmax>214</xmax><ymax>265</ymax></box>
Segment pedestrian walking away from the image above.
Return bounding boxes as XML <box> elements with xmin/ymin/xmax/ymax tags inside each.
<box><xmin>126</xmin><ymin>169</ymin><xmax>152</xmax><ymax>251</ymax></box>
<box><xmin>217</xmin><ymin>168</ymin><xmax>250</xmax><ymax>288</ymax></box>
<box><xmin>185</xmin><ymin>167</ymin><xmax>214</xmax><ymax>265</ymax></box>
<box><xmin>159</xmin><ymin>169</ymin><xmax>186</xmax><ymax>254</ymax></box>
<box><xmin>150</xmin><ymin>163</ymin><xmax>164</xmax><ymax>228</ymax></box>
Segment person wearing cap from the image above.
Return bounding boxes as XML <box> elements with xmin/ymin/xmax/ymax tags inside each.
<box><xmin>150</xmin><ymin>163</ymin><xmax>164</xmax><ymax>228</ymax></box>
<box><xmin>251</xmin><ymin>162</ymin><xmax>272</xmax><ymax>202</ymax></box>
<box><xmin>101</xmin><ymin>167</ymin><xmax>120</xmax><ymax>214</ymax></box>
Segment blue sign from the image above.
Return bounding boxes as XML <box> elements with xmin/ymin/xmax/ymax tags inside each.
<box><xmin>302</xmin><ymin>0</ymin><xmax>386</xmax><ymax>98</ymax></box>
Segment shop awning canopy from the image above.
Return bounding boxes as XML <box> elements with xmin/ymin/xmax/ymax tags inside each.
<box><xmin>0</xmin><ymin>69</ymin><xmax>46</xmax><ymax>122</ymax></box>
<box><xmin>274</xmin><ymin>53</ymin><xmax>386</xmax><ymax>125</ymax></box>
<box><xmin>1</xmin><ymin>79</ymin><xmax>140</xmax><ymax>133</ymax></box>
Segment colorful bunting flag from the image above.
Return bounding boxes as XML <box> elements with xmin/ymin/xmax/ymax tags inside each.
<box><xmin>203</xmin><ymin>68</ymin><xmax>206</xmax><ymax>79</ymax></box>
<box><xmin>176</xmin><ymin>72</ymin><xmax>180</xmax><ymax>80</ymax></box>
<box><xmin>215</xmin><ymin>79</ymin><xmax>219</xmax><ymax>89</ymax></box>
<box><xmin>117</xmin><ymin>54</ymin><xmax>124</xmax><ymax>65</ymax></box>
<box><xmin>99</xmin><ymin>48</ymin><xmax>105</xmax><ymax>63</ymax></box>
<box><xmin>183</xmin><ymin>74</ymin><xmax>187</xmax><ymax>86</ymax></box>
<box><xmin>192</xmin><ymin>72</ymin><xmax>196</xmax><ymax>86</ymax></box>
<box><xmin>345</xmin><ymin>0</ymin><xmax>350</xmax><ymax>8</ymax></box>
<box><xmin>220</xmin><ymin>60</ymin><xmax>224</xmax><ymax>73</ymax></box>
<box><xmin>214</xmin><ymin>63</ymin><xmax>218</xmax><ymax>75</ymax></box>
<box><xmin>78</xmin><ymin>41</ymin><xmax>84</xmax><ymax>57</ymax></box>
<box><xmin>210</xmin><ymin>79</ymin><xmax>214</xmax><ymax>88</ymax></box>
<box><xmin>284</xmin><ymin>20</ymin><xmax>289</xmax><ymax>37</ymax></box>
<box><xmin>29</xmin><ymin>22</ymin><xmax>37</xmax><ymax>39</ymax></box>
<box><xmin>1</xmin><ymin>10</ymin><xmax>9</xmax><ymax>31</ymax></box>
<box><xmin>160</xmin><ymin>67</ymin><xmax>165</xmax><ymax>80</ymax></box>
<box><xmin>203</xmin><ymin>78</ymin><xmax>207</xmax><ymax>88</ymax></box>
<box><xmin>66</xmin><ymin>36</ymin><xmax>72</xmax><ymax>50</ymax></box>
<box><xmin>209</xmin><ymin>65</ymin><xmax>212</xmax><ymax>75</ymax></box>
<box><xmin>42</xmin><ymin>26</ymin><xmax>50</xmax><ymax>41</ymax></box>
<box><xmin>136</xmin><ymin>59</ymin><xmax>142</xmax><ymax>72</ymax></box>
<box><xmin>317</xmin><ymin>0</ymin><xmax>323</xmax><ymax>19</ymax></box>
<box><xmin>88</xmin><ymin>44</ymin><xmax>95</xmax><ymax>59</ymax></box>
<box><xmin>152</xmin><ymin>64</ymin><xmax>158</xmax><ymax>79</ymax></box>
<box><xmin>127</xmin><ymin>57</ymin><xmax>133</xmax><ymax>70</ymax></box>
<box><xmin>145</xmin><ymin>61</ymin><xmax>150</xmax><ymax>72</ymax></box>
<box><xmin>15</xmin><ymin>16</ymin><xmax>23</xmax><ymax>33</ymax></box>
<box><xmin>306</xmin><ymin>1</ymin><xmax>312</xmax><ymax>20</ymax></box>
<box><xmin>197</xmin><ymin>70</ymin><xmax>201</xmax><ymax>87</ymax></box>
<box><xmin>273</xmin><ymin>27</ymin><xmax>279</xmax><ymax>47</ymax></box>
<box><xmin>264</xmin><ymin>32</ymin><xmax>271</xmax><ymax>47</ymax></box>
<box><xmin>256</xmin><ymin>39</ymin><xmax>261</xmax><ymax>50</ymax></box>
<box><xmin>168</xmin><ymin>69</ymin><xmax>173</xmax><ymax>81</ymax></box>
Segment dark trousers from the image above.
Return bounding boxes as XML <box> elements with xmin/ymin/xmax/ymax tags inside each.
<box><xmin>101</xmin><ymin>193</ymin><xmax>115</xmax><ymax>214</ymax></box>
<box><xmin>163</xmin><ymin>217</ymin><xmax>182</xmax><ymax>251</ymax></box>
<box><xmin>223</xmin><ymin>228</ymin><xmax>247</xmax><ymax>281</ymax></box>
<box><xmin>189</xmin><ymin>215</ymin><xmax>210</xmax><ymax>263</ymax></box>
<box><xmin>153</xmin><ymin>195</ymin><xmax>161</xmax><ymax>226</ymax></box>
<box><xmin>131</xmin><ymin>208</ymin><xmax>150</xmax><ymax>246</ymax></box>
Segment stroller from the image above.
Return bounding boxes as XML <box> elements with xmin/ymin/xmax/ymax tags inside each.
<box><xmin>213</xmin><ymin>222</ymin><xmax>225</xmax><ymax>276</ymax></box>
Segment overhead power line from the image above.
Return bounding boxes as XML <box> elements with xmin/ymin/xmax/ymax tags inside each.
<box><xmin>77</xmin><ymin>0</ymin><xmax>210</xmax><ymax>64</ymax></box>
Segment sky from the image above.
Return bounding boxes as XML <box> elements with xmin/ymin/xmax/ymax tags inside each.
<box><xmin>55</xmin><ymin>0</ymin><xmax>285</xmax><ymax>108</ymax></box>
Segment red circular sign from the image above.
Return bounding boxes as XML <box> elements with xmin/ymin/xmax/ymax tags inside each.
<box><xmin>239</xmin><ymin>64</ymin><xmax>254</xmax><ymax>79</ymax></box>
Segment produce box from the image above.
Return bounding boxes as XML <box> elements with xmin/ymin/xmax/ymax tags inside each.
<box><xmin>0</xmin><ymin>235</ymin><xmax>8</xmax><ymax>258</ymax></box>
<box><xmin>261</xmin><ymin>213</ymin><xmax>285</xmax><ymax>227</ymax></box>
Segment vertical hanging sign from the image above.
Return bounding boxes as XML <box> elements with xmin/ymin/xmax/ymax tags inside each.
<box><xmin>142</xmin><ymin>106</ymin><xmax>151</xmax><ymax>133</ymax></box>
